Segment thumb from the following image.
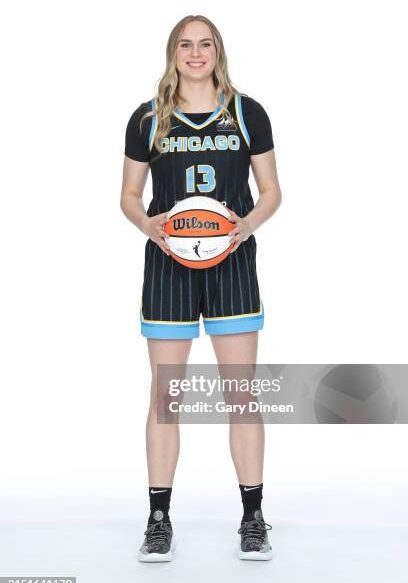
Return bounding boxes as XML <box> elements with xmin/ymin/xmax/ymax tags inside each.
<box><xmin>227</xmin><ymin>209</ymin><xmax>239</xmax><ymax>222</ymax></box>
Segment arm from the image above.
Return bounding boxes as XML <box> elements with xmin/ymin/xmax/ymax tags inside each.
<box><xmin>120</xmin><ymin>155</ymin><xmax>170</xmax><ymax>255</ymax></box>
<box><xmin>228</xmin><ymin>149</ymin><xmax>282</xmax><ymax>252</ymax></box>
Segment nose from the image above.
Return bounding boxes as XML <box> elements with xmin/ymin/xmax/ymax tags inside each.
<box><xmin>190</xmin><ymin>44</ymin><xmax>202</xmax><ymax>58</ymax></box>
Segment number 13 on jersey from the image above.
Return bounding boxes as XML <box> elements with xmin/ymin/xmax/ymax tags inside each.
<box><xmin>186</xmin><ymin>164</ymin><xmax>215</xmax><ymax>193</ymax></box>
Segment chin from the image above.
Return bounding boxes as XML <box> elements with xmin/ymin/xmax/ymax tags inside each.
<box><xmin>181</xmin><ymin>66</ymin><xmax>214</xmax><ymax>79</ymax></box>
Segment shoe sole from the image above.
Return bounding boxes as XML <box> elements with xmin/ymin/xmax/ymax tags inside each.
<box><xmin>238</xmin><ymin>548</ymin><xmax>273</xmax><ymax>561</ymax></box>
<box><xmin>138</xmin><ymin>550</ymin><xmax>173</xmax><ymax>562</ymax></box>
<box><xmin>138</xmin><ymin>538</ymin><xmax>175</xmax><ymax>562</ymax></box>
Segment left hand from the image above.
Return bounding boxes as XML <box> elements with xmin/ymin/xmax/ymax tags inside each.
<box><xmin>226</xmin><ymin>208</ymin><xmax>254</xmax><ymax>253</ymax></box>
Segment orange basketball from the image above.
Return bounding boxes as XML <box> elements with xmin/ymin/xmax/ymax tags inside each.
<box><xmin>164</xmin><ymin>196</ymin><xmax>234</xmax><ymax>269</ymax></box>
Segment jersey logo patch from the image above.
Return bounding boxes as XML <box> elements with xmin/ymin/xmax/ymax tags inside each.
<box><xmin>216</xmin><ymin>116</ymin><xmax>237</xmax><ymax>132</ymax></box>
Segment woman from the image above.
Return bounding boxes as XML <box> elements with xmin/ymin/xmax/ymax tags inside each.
<box><xmin>121</xmin><ymin>14</ymin><xmax>282</xmax><ymax>562</ymax></box>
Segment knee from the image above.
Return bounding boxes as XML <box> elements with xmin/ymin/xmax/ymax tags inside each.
<box><xmin>149</xmin><ymin>377</ymin><xmax>175</xmax><ymax>413</ymax></box>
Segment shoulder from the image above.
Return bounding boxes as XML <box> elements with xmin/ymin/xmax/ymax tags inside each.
<box><xmin>127</xmin><ymin>99</ymin><xmax>154</xmax><ymax>124</ymax></box>
<box><xmin>238</xmin><ymin>93</ymin><xmax>271</xmax><ymax>118</ymax></box>
<box><xmin>235</xmin><ymin>93</ymin><xmax>274</xmax><ymax>154</ymax></box>
<box><xmin>124</xmin><ymin>99</ymin><xmax>156</xmax><ymax>162</ymax></box>
<box><xmin>125</xmin><ymin>99</ymin><xmax>156</xmax><ymax>145</ymax></box>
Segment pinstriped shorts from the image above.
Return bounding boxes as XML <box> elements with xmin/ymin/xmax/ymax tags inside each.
<box><xmin>140</xmin><ymin>234</ymin><xmax>264</xmax><ymax>339</ymax></box>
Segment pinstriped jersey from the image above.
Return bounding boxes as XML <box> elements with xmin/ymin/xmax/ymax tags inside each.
<box><xmin>124</xmin><ymin>93</ymin><xmax>274</xmax><ymax>323</ymax></box>
<box><xmin>124</xmin><ymin>92</ymin><xmax>274</xmax><ymax>219</ymax></box>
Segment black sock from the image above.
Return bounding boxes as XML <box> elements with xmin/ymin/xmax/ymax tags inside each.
<box><xmin>148</xmin><ymin>486</ymin><xmax>172</xmax><ymax>524</ymax></box>
<box><xmin>239</xmin><ymin>483</ymin><xmax>263</xmax><ymax>520</ymax></box>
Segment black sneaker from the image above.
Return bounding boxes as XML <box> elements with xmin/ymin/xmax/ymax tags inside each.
<box><xmin>238</xmin><ymin>509</ymin><xmax>272</xmax><ymax>560</ymax></box>
<box><xmin>138</xmin><ymin>509</ymin><xmax>174</xmax><ymax>562</ymax></box>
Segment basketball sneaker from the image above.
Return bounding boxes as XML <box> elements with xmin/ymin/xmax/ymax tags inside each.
<box><xmin>138</xmin><ymin>509</ymin><xmax>174</xmax><ymax>562</ymax></box>
<box><xmin>238</xmin><ymin>509</ymin><xmax>273</xmax><ymax>560</ymax></box>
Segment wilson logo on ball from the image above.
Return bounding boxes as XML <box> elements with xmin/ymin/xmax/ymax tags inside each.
<box><xmin>172</xmin><ymin>216</ymin><xmax>220</xmax><ymax>231</ymax></box>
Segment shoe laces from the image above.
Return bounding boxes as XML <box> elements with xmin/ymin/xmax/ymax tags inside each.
<box><xmin>238</xmin><ymin>518</ymin><xmax>272</xmax><ymax>541</ymax></box>
<box><xmin>144</xmin><ymin>521</ymin><xmax>172</xmax><ymax>545</ymax></box>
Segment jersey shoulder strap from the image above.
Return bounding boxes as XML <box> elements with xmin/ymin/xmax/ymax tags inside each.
<box><xmin>233</xmin><ymin>93</ymin><xmax>251</xmax><ymax>149</ymax></box>
<box><xmin>148</xmin><ymin>97</ymin><xmax>157</xmax><ymax>152</ymax></box>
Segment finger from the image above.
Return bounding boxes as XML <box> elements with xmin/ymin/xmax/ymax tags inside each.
<box><xmin>228</xmin><ymin>209</ymin><xmax>239</xmax><ymax>220</ymax></box>
<box><xmin>158</xmin><ymin>234</ymin><xmax>169</xmax><ymax>248</ymax></box>
<box><xmin>230</xmin><ymin>220</ymin><xmax>242</xmax><ymax>233</ymax></box>
<box><xmin>229</xmin><ymin>241</ymin><xmax>240</xmax><ymax>253</ymax></box>
<box><xmin>226</xmin><ymin>208</ymin><xmax>237</xmax><ymax>222</ymax></box>
<box><xmin>154</xmin><ymin>236</ymin><xmax>166</xmax><ymax>248</ymax></box>
<box><xmin>228</xmin><ymin>235</ymin><xmax>239</xmax><ymax>249</ymax></box>
<box><xmin>229</xmin><ymin>227</ymin><xmax>240</xmax><ymax>237</ymax></box>
<box><xmin>161</xmin><ymin>234</ymin><xmax>171</xmax><ymax>249</ymax></box>
<box><xmin>229</xmin><ymin>229</ymin><xmax>241</xmax><ymax>241</ymax></box>
<box><xmin>159</xmin><ymin>243</ymin><xmax>171</xmax><ymax>255</ymax></box>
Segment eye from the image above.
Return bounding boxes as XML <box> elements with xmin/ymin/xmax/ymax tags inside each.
<box><xmin>179</xmin><ymin>41</ymin><xmax>211</xmax><ymax>48</ymax></box>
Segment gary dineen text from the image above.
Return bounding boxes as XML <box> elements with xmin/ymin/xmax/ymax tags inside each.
<box><xmin>168</xmin><ymin>401</ymin><xmax>294</xmax><ymax>414</ymax></box>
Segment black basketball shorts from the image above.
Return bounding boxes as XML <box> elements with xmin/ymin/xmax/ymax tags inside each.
<box><xmin>140</xmin><ymin>234</ymin><xmax>264</xmax><ymax>339</ymax></box>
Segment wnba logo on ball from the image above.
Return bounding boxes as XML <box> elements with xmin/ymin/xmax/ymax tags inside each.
<box><xmin>173</xmin><ymin>216</ymin><xmax>220</xmax><ymax>231</ymax></box>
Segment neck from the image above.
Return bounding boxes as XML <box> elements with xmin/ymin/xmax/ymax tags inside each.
<box><xmin>177</xmin><ymin>80</ymin><xmax>220</xmax><ymax>112</ymax></box>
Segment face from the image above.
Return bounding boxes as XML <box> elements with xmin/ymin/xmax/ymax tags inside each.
<box><xmin>176</xmin><ymin>21</ymin><xmax>216</xmax><ymax>80</ymax></box>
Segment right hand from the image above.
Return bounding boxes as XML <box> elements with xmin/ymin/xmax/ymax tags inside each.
<box><xmin>142</xmin><ymin>212</ymin><xmax>171</xmax><ymax>256</ymax></box>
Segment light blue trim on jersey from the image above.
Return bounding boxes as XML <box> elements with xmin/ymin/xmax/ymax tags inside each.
<box><xmin>203</xmin><ymin>301</ymin><xmax>264</xmax><ymax>336</ymax></box>
<box><xmin>141</xmin><ymin>320</ymin><xmax>200</xmax><ymax>339</ymax></box>
<box><xmin>149</xmin><ymin>97</ymin><xmax>157</xmax><ymax>151</ymax></box>
<box><xmin>173</xmin><ymin>91</ymin><xmax>225</xmax><ymax>130</ymax></box>
<box><xmin>235</xmin><ymin>93</ymin><xmax>251</xmax><ymax>149</ymax></box>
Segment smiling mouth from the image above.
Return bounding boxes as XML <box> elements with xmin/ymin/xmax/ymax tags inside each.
<box><xmin>187</xmin><ymin>62</ymin><xmax>206</xmax><ymax>68</ymax></box>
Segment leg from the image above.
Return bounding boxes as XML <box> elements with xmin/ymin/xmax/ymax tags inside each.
<box><xmin>146</xmin><ymin>337</ymin><xmax>193</xmax><ymax>486</ymax></box>
<box><xmin>211</xmin><ymin>332</ymin><xmax>272</xmax><ymax>560</ymax></box>
<box><xmin>138</xmin><ymin>243</ymin><xmax>199</xmax><ymax>562</ymax></box>
<box><xmin>210</xmin><ymin>331</ymin><xmax>264</xmax><ymax>485</ymax></box>
<box><xmin>139</xmin><ymin>338</ymin><xmax>192</xmax><ymax>562</ymax></box>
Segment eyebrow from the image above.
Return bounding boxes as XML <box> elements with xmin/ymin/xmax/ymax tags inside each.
<box><xmin>178</xmin><ymin>38</ymin><xmax>213</xmax><ymax>43</ymax></box>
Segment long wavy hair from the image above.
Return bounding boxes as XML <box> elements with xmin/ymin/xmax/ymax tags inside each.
<box><xmin>140</xmin><ymin>15</ymin><xmax>241</xmax><ymax>155</ymax></box>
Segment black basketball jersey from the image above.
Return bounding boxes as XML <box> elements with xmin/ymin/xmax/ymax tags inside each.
<box><xmin>125</xmin><ymin>92</ymin><xmax>274</xmax><ymax>219</ymax></box>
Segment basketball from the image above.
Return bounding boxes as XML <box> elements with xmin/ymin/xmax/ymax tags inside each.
<box><xmin>164</xmin><ymin>196</ymin><xmax>235</xmax><ymax>269</ymax></box>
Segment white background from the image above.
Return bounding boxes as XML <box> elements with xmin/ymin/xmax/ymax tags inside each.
<box><xmin>1</xmin><ymin>0</ymin><xmax>407</xmax><ymax>581</ymax></box>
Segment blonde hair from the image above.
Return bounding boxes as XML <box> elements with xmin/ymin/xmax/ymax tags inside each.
<box><xmin>140</xmin><ymin>15</ymin><xmax>241</xmax><ymax>155</ymax></box>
